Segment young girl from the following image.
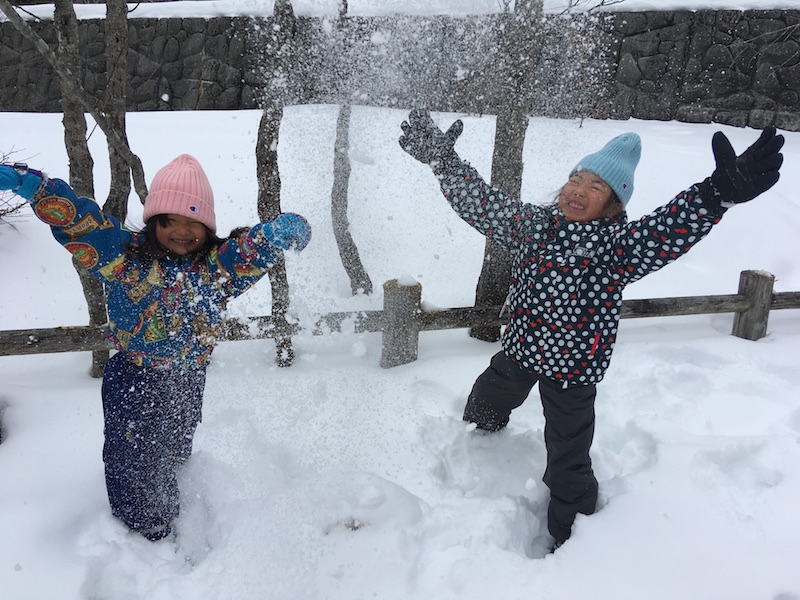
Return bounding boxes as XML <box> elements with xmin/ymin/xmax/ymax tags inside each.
<box><xmin>398</xmin><ymin>110</ymin><xmax>783</xmax><ymax>549</ymax></box>
<box><xmin>0</xmin><ymin>154</ymin><xmax>311</xmax><ymax>541</ymax></box>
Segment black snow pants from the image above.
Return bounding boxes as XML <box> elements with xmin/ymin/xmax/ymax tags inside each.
<box><xmin>101</xmin><ymin>352</ymin><xmax>206</xmax><ymax>532</ymax></box>
<box><xmin>463</xmin><ymin>351</ymin><xmax>598</xmax><ymax>545</ymax></box>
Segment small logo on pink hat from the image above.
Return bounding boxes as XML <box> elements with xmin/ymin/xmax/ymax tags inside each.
<box><xmin>189</xmin><ymin>205</ymin><xmax>198</xmax><ymax>213</ymax></box>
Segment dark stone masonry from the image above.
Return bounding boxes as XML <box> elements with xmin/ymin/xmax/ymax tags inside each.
<box><xmin>0</xmin><ymin>9</ymin><xmax>798</xmax><ymax>131</ymax></box>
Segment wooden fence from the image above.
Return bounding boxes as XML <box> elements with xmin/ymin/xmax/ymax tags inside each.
<box><xmin>0</xmin><ymin>270</ymin><xmax>799</xmax><ymax>369</ymax></box>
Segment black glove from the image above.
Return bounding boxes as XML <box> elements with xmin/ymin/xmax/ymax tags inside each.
<box><xmin>399</xmin><ymin>109</ymin><xmax>463</xmax><ymax>165</ymax></box>
<box><xmin>705</xmin><ymin>126</ymin><xmax>784</xmax><ymax>211</ymax></box>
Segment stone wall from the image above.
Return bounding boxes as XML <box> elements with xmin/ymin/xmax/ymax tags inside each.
<box><xmin>0</xmin><ymin>9</ymin><xmax>798</xmax><ymax>130</ymax></box>
<box><xmin>607</xmin><ymin>10</ymin><xmax>800</xmax><ymax>131</ymax></box>
<box><xmin>0</xmin><ymin>16</ymin><xmax>256</xmax><ymax>112</ymax></box>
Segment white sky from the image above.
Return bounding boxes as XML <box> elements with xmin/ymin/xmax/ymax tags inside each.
<box><xmin>5</xmin><ymin>0</ymin><xmax>799</xmax><ymax>20</ymax></box>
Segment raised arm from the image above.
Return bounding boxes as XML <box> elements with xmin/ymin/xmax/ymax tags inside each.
<box><xmin>399</xmin><ymin>109</ymin><xmax>546</xmax><ymax>250</ymax></box>
<box><xmin>613</xmin><ymin>127</ymin><xmax>784</xmax><ymax>283</ymax></box>
<box><xmin>210</xmin><ymin>212</ymin><xmax>311</xmax><ymax>298</ymax></box>
<box><xmin>0</xmin><ymin>163</ymin><xmax>131</xmax><ymax>274</ymax></box>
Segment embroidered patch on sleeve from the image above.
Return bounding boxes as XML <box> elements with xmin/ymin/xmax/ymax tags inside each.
<box><xmin>238</xmin><ymin>234</ymin><xmax>259</xmax><ymax>261</ymax></box>
<box><xmin>34</xmin><ymin>196</ymin><xmax>77</xmax><ymax>227</ymax></box>
<box><xmin>162</xmin><ymin>286</ymin><xmax>181</xmax><ymax>310</ymax></box>
<box><xmin>114</xmin><ymin>327</ymin><xmax>132</xmax><ymax>350</ymax></box>
<box><xmin>144</xmin><ymin>306</ymin><xmax>167</xmax><ymax>343</ymax></box>
<box><xmin>198</xmin><ymin>262</ymin><xmax>211</xmax><ymax>285</ymax></box>
<box><xmin>146</xmin><ymin>261</ymin><xmax>165</xmax><ymax>286</ymax></box>
<box><xmin>64</xmin><ymin>242</ymin><xmax>99</xmax><ymax>269</ymax></box>
<box><xmin>126</xmin><ymin>278</ymin><xmax>153</xmax><ymax>304</ymax></box>
<box><xmin>191</xmin><ymin>313</ymin><xmax>221</xmax><ymax>346</ymax></box>
<box><xmin>233</xmin><ymin>264</ymin><xmax>265</xmax><ymax>278</ymax></box>
<box><xmin>168</xmin><ymin>314</ymin><xmax>185</xmax><ymax>333</ymax></box>
<box><xmin>120</xmin><ymin>267</ymin><xmax>141</xmax><ymax>286</ymax></box>
<box><xmin>99</xmin><ymin>255</ymin><xmax>127</xmax><ymax>282</ymax></box>
<box><xmin>62</xmin><ymin>213</ymin><xmax>100</xmax><ymax>239</ymax></box>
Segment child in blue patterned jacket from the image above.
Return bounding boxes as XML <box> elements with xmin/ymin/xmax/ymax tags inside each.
<box><xmin>399</xmin><ymin>110</ymin><xmax>783</xmax><ymax>549</ymax></box>
<box><xmin>0</xmin><ymin>154</ymin><xmax>311</xmax><ymax>541</ymax></box>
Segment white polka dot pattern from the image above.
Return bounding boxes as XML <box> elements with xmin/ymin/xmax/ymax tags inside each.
<box><xmin>435</xmin><ymin>160</ymin><xmax>723</xmax><ymax>386</ymax></box>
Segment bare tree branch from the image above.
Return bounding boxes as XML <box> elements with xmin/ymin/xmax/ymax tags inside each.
<box><xmin>557</xmin><ymin>0</ymin><xmax>626</xmax><ymax>15</ymax></box>
<box><xmin>0</xmin><ymin>0</ymin><xmax>149</xmax><ymax>202</ymax></box>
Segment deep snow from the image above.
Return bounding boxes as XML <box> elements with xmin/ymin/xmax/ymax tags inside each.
<box><xmin>1</xmin><ymin>103</ymin><xmax>799</xmax><ymax>600</ymax></box>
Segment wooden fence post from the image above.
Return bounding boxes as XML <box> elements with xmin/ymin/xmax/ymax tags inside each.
<box><xmin>732</xmin><ymin>270</ymin><xmax>774</xmax><ymax>341</ymax></box>
<box><xmin>380</xmin><ymin>279</ymin><xmax>422</xmax><ymax>368</ymax></box>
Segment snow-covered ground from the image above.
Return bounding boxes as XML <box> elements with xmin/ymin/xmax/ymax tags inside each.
<box><xmin>1</xmin><ymin>105</ymin><xmax>799</xmax><ymax>600</ymax></box>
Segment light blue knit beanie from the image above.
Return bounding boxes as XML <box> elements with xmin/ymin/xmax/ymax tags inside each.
<box><xmin>571</xmin><ymin>132</ymin><xmax>641</xmax><ymax>206</ymax></box>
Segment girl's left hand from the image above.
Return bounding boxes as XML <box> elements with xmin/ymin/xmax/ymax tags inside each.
<box><xmin>261</xmin><ymin>213</ymin><xmax>311</xmax><ymax>251</ymax></box>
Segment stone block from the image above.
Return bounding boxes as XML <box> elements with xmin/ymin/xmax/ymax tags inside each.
<box><xmin>774</xmin><ymin>111</ymin><xmax>800</xmax><ymax>131</ymax></box>
<box><xmin>676</xmin><ymin>104</ymin><xmax>715</xmax><ymax>123</ymax></box>
<box><xmin>748</xmin><ymin>109</ymin><xmax>775</xmax><ymax>128</ymax></box>
<box><xmin>638</xmin><ymin>54</ymin><xmax>669</xmax><ymax>81</ymax></box>
<box><xmin>714</xmin><ymin>110</ymin><xmax>748</xmax><ymax>127</ymax></box>
<box><xmin>616</xmin><ymin>53</ymin><xmax>641</xmax><ymax>86</ymax></box>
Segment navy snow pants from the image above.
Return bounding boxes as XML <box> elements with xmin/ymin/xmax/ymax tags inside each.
<box><xmin>101</xmin><ymin>352</ymin><xmax>206</xmax><ymax>532</ymax></box>
<box><xmin>463</xmin><ymin>351</ymin><xmax>598</xmax><ymax>545</ymax></box>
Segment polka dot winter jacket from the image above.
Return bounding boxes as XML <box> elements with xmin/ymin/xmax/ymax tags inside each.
<box><xmin>30</xmin><ymin>178</ymin><xmax>278</xmax><ymax>371</ymax></box>
<box><xmin>433</xmin><ymin>158</ymin><xmax>725</xmax><ymax>387</ymax></box>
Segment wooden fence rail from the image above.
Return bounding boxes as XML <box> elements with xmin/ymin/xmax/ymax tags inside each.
<box><xmin>1</xmin><ymin>270</ymin><xmax>798</xmax><ymax>368</ymax></box>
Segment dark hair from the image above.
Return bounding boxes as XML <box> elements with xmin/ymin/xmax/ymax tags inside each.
<box><xmin>126</xmin><ymin>214</ymin><xmax>249</xmax><ymax>262</ymax></box>
<box><xmin>605</xmin><ymin>190</ymin><xmax>622</xmax><ymax>208</ymax></box>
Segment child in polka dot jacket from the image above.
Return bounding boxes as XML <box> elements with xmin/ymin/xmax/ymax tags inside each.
<box><xmin>0</xmin><ymin>154</ymin><xmax>311</xmax><ymax>542</ymax></box>
<box><xmin>399</xmin><ymin>110</ymin><xmax>784</xmax><ymax>549</ymax></box>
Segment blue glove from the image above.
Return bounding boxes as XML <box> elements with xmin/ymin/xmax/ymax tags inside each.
<box><xmin>0</xmin><ymin>163</ymin><xmax>44</xmax><ymax>200</ymax></box>
<box><xmin>261</xmin><ymin>213</ymin><xmax>311</xmax><ymax>251</ymax></box>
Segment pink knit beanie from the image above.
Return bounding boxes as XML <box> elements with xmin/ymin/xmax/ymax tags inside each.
<box><xmin>143</xmin><ymin>154</ymin><xmax>216</xmax><ymax>233</ymax></box>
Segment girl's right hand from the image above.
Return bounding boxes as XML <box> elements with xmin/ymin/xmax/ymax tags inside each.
<box><xmin>0</xmin><ymin>163</ymin><xmax>43</xmax><ymax>200</ymax></box>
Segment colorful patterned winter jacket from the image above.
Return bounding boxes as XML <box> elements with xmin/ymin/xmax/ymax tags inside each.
<box><xmin>433</xmin><ymin>158</ymin><xmax>726</xmax><ymax>387</ymax></box>
<box><xmin>30</xmin><ymin>178</ymin><xmax>278</xmax><ymax>371</ymax></box>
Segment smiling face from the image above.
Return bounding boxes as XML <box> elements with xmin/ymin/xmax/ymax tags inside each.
<box><xmin>153</xmin><ymin>213</ymin><xmax>209</xmax><ymax>256</ymax></box>
<box><xmin>558</xmin><ymin>170</ymin><xmax>623</xmax><ymax>222</ymax></box>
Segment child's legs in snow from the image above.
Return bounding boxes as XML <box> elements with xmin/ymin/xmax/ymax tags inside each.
<box><xmin>539</xmin><ymin>378</ymin><xmax>598</xmax><ymax>544</ymax></box>
<box><xmin>463</xmin><ymin>351</ymin><xmax>538</xmax><ymax>431</ymax></box>
<box><xmin>101</xmin><ymin>353</ymin><xmax>205</xmax><ymax>532</ymax></box>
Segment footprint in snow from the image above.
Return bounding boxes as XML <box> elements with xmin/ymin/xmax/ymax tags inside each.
<box><xmin>690</xmin><ymin>442</ymin><xmax>783</xmax><ymax>491</ymax></box>
<box><xmin>421</xmin><ymin>416</ymin><xmax>546</xmax><ymax>500</ymax></box>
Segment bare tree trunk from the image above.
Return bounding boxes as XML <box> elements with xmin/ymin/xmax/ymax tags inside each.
<box><xmin>54</xmin><ymin>0</ymin><xmax>93</xmax><ymax>199</ymax></box>
<box><xmin>331</xmin><ymin>106</ymin><xmax>373</xmax><ymax>296</ymax></box>
<box><xmin>470</xmin><ymin>106</ymin><xmax>528</xmax><ymax>342</ymax></box>
<box><xmin>54</xmin><ymin>0</ymin><xmax>108</xmax><ymax>377</ymax></box>
<box><xmin>5</xmin><ymin>0</ymin><xmax>140</xmax><ymax>377</ymax></box>
<box><xmin>0</xmin><ymin>0</ymin><xmax>148</xmax><ymax>203</ymax></box>
<box><xmin>257</xmin><ymin>103</ymin><xmax>294</xmax><ymax>367</ymax></box>
<box><xmin>328</xmin><ymin>2</ymin><xmax>372</xmax><ymax>295</ymax></box>
<box><xmin>470</xmin><ymin>0</ymin><xmax>543</xmax><ymax>342</ymax></box>
<box><xmin>103</xmin><ymin>0</ymin><xmax>132</xmax><ymax>219</ymax></box>
<box><xmin>256</xmin><ymin>0</ymin><xmax>296</xmax><ymax>367</ymax></box>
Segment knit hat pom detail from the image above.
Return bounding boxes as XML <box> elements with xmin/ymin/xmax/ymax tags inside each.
<box><xmin>143</xmin><ymin>154</ymin><xmax>217</xmax><ymax>233</ymax></box>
